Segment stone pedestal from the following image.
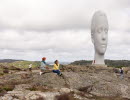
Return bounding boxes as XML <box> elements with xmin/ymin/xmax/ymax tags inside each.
<box><xmin>91</xmin><ymin>64</ymin><xmax>107</xmax><ymax>68</ymax></box>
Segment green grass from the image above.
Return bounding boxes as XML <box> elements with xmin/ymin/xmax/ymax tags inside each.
<box><xmin>0</xmin><ymin>84</ymin><xmax>15</xmax><ymax>96</ymax></box>
<box><xmin>0</xmin><ymin>61</ymin><xmax>41</xmax><ymax>69</ymax></box>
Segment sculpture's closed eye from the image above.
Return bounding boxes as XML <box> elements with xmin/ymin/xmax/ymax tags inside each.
<box><xmin>97</xmin><ymin>27</ymin><xmax>103</xmax><ymax>33</ymax></box>
<box><xmin>104</xmin><ymin>29</ymin><xmax>108</xmax><ymax>33</ymax></box>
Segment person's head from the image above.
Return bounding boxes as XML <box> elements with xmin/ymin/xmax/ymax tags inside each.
<box><xmin>42</xmin><ymin>57</ymin><xmax>46</xmax><ymax>61</ymax></box>
<box><xmin>91</xmin><ymin>11</ymin><xmax>108</xmax><ymax>55</ymax></box>
<box><xmin>54</xmin><ymin>60</ymin><xmax>59</xmax><ymax>65</ymax></box>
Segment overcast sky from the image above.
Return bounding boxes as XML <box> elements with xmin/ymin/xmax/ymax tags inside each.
<box><xmin>0</xmin><ymin>0</ymin><xmax>129</xmax><ymax>62</ymax></box>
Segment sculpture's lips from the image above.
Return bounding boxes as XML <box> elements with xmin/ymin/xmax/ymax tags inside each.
<box><xmin>101</xmin><ymin>44</ymin><xmax>106</xmax><ymax>47</ymax></box>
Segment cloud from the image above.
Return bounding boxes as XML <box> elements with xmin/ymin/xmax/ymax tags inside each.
<box><xmin>0</xmin><ymin>0</ymin><xmax>129</xmax><ymax>62</ymax></box>
<box><xmin>0</xmin><ymin>29</ymin><xmax>90</xmax><ymax>50</ymax></box>
<box><xmin>0</xmin><ymin>0</ymin><xmax>129</xmax><ymax>31</ymax></box>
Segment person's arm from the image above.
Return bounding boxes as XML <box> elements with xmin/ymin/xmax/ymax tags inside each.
<box><xmin>59</xmin><ymin>64</ymin><xmax>61</xmax><ymax>70</ymax></box>
<box><xmin>45</xmin><ymin>63</ymin><xmax>49</xmax><ymax>69</ymax></box>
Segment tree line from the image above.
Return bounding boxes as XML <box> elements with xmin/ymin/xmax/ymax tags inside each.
<box><xmin>70</xmin><ymin>60</ymin><xmax>130</xmax><ymax>68</ymax></box>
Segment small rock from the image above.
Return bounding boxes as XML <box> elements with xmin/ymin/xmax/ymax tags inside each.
<box><xmin>59</xmin><ymin>88</ymin><xmax>71</xmax><ymax>93</ymax></box>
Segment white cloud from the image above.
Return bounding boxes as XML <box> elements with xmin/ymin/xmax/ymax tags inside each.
<box><xmin>0</xmin><ymin>30</ymin><xmax>89</xmax><ymax>50</ymax></box>
<box><xmin>0</xmin><ymin>0</ymin><xmax>128</xmax><ymax>31</ymax></box>
<box><xmin>0</xmin><ymin>0</ymin><xmax>129</xmax><ymax>62</ymax></box>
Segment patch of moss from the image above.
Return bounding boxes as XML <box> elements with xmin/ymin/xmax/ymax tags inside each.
<box><xmin>0</xmin><ymin>84</ymin><xmax>15</xmax><ymax>96</ymax></box>
<box><xmin>2</xmin><ymin>85</ymin><xmax>15</xmax><ymax>91</ymax></box>
<box><xmin>0</xmin><ymin>72</ymin><xmax>4</xmax><ymax>76</ymax></box>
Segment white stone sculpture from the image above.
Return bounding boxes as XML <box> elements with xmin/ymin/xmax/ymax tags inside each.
<box><xmin>91</xmin><ymin>11</ymin><xmax>108</xmax><ymax>65</ymax></box>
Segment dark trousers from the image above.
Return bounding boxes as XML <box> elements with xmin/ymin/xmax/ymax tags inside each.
<box><xmin>53</xmin><ymin>70</ymin><xmax>61</xmax><ymax>75</ymax></box>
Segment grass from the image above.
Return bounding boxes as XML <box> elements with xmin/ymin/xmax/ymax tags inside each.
<box><xmin>0</xmin><ymin>61</ymin><xmax>40</xmax><ymax>69</ymax></box>
<box><xmin>0</xmin><ymin>72</ymin><xmax>4</xmax><ymax>76</ymax></box>
<box><xmin>0</xmin><ymin>84</ymin><xmax>15</xmax><ymax>96</ymax></box>
<box><xmin>2</xmin><ymin>85</ymin><xmax>14</xmax><ymax>91</ymax></box>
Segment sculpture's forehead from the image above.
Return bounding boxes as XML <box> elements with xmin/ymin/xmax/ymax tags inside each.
<box><xmin>93</xmin><ymin>12</ymin><xmax>108</xmax><ymax>24</ymax></box>
<box><xmin>91</xmin><ymin>11</ymin><xmax>109</xmax><ymax>31</ymax></box>
<box><xmin>93</xmin><ymin>11</ymin><xmax>106</xmax><ymax>18</ymax></box>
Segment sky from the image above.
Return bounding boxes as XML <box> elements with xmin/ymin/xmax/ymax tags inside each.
<box><xmin>0</xmin><ymin>0</ymin><xmax>129</xmax><ymax>62</ymax></box>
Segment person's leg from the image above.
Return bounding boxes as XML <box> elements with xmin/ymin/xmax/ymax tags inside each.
<box><xmin>53</xmin><ymin>70</ymin><xmax>57</xmax><ymax>73</ymax></box>
<box><xmin>53</xmin><ymin>70</ymin><xmax>62</xmax><ymax>76</ymax></box>
<box><xmin>58</xmin><ymin>70</ymin><xmax>62</xmax><ymax>76</ymax></box>
<box><xmin>120</xmin><ymin>74</ymin><xmax>124</xmax><ymax>79</ymax></box>
<box><xmin>56</xmin><ymin>70</ymin><xmax>62</xmax><ymax>76</ymax></box>
<box><xmin>40</xmin><ymin>70</ymin><xmax>42</xmax><ymax>75</ymax></box>
<box><xmin>53</xmin><ymin>70</ymin><xmax>59</xmax><ymax>75</ymax></box>
<box><xmin>40</xmin><ymin>68</ymin><xmax>45</xmax><ymax>75</ymax></box>
<box><xmin>57</xmin><ymin>70</ymin><xmax>61</xmax><ymax>75</ymax></box>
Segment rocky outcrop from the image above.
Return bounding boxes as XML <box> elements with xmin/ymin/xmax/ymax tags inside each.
<box><xmin>0</xmin><ymin>66</ymin><xmax>130</xmax><ymax>100</ymax></box>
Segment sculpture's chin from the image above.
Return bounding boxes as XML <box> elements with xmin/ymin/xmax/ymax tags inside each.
<box><xmin>100</xmin><ymin>50</ymin><xmax>106</xmax><ymax>55</ymax></box>
<box><xmin>97</xmin><ymin>48</ymin><xmax>106</xmax><ymax>55</ymax></box>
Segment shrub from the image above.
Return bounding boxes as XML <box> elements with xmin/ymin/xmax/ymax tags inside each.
<box><xmin>0</xmin><ymin>84</ymin><xmax>15</xmax><ymax>96</ymax></box>
<box><xmin>55</xmin><ymin>93</ymin><xmax>78</xmax><ymax>100</ymax></box>
<box><xmin>36</xmin><ymin>96</ymin><xmax>45</xmax><ymax>100</ymax></box>
<box><xmin>3</xmin><ymin>68</ymin><xmax>9</xmax><ymax>73</ymax></box>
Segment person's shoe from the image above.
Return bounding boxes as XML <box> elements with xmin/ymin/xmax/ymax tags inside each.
<box><xmin>59</xmin><ymin>73</ymin><xmax>62</xmax><ymax>76</ymax></box>
<box><xmin>40</xmin><ymin>72</ymin><xmax>43</xmax><ymax>75</ymax></box>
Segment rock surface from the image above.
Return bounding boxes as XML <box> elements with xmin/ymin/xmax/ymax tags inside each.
<box><xmin>0</xmin><ymin>65</ymin><xmax>130</xmax><ymax>100</ymax></box>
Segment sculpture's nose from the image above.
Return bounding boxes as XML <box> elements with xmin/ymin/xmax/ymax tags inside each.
<box><xmin>102</xmin><ymin>33</ymin><xmax>106</xmax><ymax>41</ymax></box>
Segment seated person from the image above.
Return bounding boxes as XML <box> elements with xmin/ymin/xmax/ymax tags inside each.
<box><xmin>40</xmin><ymin>57</ymin><xmax>49</xmax><ymax>75</ymax></box>
<box><xmin>52</xmin><ymin>60</ymin><xmax>62</xmax><ymax>76</ymax></box>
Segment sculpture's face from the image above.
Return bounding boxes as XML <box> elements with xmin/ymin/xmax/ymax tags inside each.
<box><xmin>94</xmin><ymin>24</ymin><xmax>108</xmax><ymax>54</ymax></box>
<box><xmin>91</xmin><ymin>12</ymin><xmax>108</xmax><ymax>55</ymax></box>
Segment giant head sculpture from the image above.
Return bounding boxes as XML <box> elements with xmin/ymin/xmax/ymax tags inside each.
<box><xmin>91</xmin><ymin>11</ymin><xmax>108</xmax><ymax>65</ymax></box>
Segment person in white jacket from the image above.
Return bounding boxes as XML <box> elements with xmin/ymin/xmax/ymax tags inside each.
<box><xmin>28</xmin><ymin>64</ymin><xmax>32</xmax><ymax>72</ymax></box>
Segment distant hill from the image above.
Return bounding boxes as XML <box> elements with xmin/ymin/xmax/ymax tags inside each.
<box><xmin>0</xmin><ymin>59</ymin><xmax>24</xmax><ymax>63</ymax></box>
<box><xmin>0</xmin><ymin>59</ymin><xmax>130</xmax><ymax>68</ymax></box>
<box><xmin>70</xmin><ymin>60</ymin><xmax>130</xmax><ymax>67</ymax></box>
<box><xmin>0</xmin><ymin>59</ymin><xmax>70</xmax><ymax>69</ymax></box>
